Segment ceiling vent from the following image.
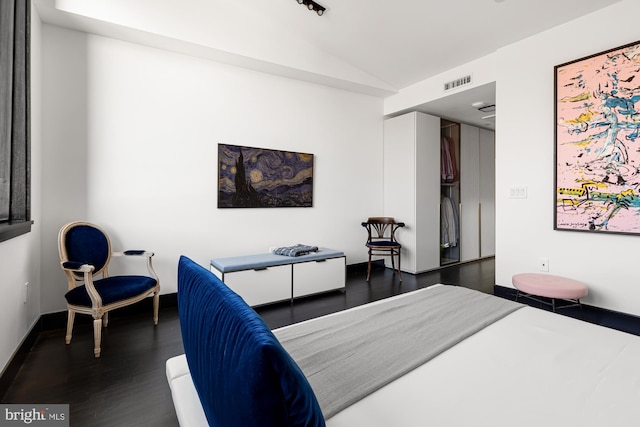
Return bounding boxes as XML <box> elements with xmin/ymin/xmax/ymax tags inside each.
<box><xmin>444</xmin><ymin>75</ymin><xmax>472</xmax><ymax>92</ymax></box>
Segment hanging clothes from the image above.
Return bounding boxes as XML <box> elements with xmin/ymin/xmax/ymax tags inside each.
<box><xmin>440</xmin><ymin>135</ymin><xmax>459</xmax><ymax>183</ymax></box>
<box><xmin>440</xmin><ymin>195</ymin><xmax>458</xmax><ymax>248</ymax></box>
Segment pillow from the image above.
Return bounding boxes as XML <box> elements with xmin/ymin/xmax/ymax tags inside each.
<box><xmin>177</xmin><ymin>256</ymin><xmax>325</xmax><ymax>427</ymax></box>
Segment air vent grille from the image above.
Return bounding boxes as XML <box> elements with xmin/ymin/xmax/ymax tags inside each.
<box><xmin>444</xmin><ymin>75</ymin><xmax>472</xmax><ymax>91</ymax></box>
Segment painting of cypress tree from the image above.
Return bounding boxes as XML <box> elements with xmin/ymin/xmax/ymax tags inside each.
<box><xmin>218</xmin><ymin>144</ymin><xmax>314</xmax><ymax>208</ymax></box>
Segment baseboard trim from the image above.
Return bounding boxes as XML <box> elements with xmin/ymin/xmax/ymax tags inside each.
<box><xmin>0</xmin><ymin>293</ymin><xmax>178</xmax><ymax>401</ymax></box>
<box><xmin>494</xmin><ymin>284</ymin><xmax>640</xmax><ymax>336</ymax></box>
<box><xmin>0</xmin><ymin>319</ymin><xmax>40</xmax><ymax>401</ymax></box>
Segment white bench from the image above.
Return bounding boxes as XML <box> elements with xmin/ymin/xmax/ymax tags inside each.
<box><xmin>210</xmin><ymin>247</ymin><xmax>346</xmax><ymax>306</ymax></box>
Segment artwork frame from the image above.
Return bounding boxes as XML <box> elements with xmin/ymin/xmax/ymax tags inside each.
<box><xmin>218</xmin><ymin>143</ymin><xmax>314</xmax><ymax>208</ymax></box>
<box><xmin>554</xmin><ymin>40</ymin><xmax>640</xmax><ymax>235</ymax></box>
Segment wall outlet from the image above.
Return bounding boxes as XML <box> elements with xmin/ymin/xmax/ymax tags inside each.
<box><xmin>538</xmin><ymin>257</ymin><xmax>549</xmax><ymax>272</ymax></box>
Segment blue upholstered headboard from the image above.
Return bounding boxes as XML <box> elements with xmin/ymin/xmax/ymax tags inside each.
<box><xmin>177</xmin><ymin>256</ymin><xmax>325</xmax><ymax>427</ymax></box>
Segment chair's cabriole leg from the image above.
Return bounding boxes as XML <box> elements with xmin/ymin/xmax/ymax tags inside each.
<box><xmin>93</xmin><ymin>318</ymin><xmax>102</xmax><ymax>358</ymax></box>
<box><xmin>153</xmin><ymin>293</ymin><xmax>160</xmax><ymax>325</ymax></box>
<box><xmin>65</xmin><ymin>311</ymin><xmax>75</xmax><ymax>344</ymax></box>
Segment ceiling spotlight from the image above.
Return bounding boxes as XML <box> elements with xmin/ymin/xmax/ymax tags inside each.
<box><xmin>296</xmin><ymin>0</ymin><xmax>326</xmax><ymax>16</ymax></box>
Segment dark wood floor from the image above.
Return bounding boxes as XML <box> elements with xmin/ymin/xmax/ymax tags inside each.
<box><xmin>1</xmin><ymin>258</ymin><xmax>495</xmax><ymax>427</ymax></box>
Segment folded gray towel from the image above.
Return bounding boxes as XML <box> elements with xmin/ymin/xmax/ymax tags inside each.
<box><xmin>273</xmin><ymin>244</ymin><xmax>319</xmax><ymax>257</ymax></box>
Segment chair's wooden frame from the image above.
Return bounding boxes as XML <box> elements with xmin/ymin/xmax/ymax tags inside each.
<box><xmin>361</xmin><ymin>217</ymin><xmax>405</xmax><ymax>282</ymax></box>
<box><xmin>58</xmin><ymin>221</ymin><xmax>160</xmax><ymax>357</ymax></box>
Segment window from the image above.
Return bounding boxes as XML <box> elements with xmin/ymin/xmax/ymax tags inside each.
<box><xmin>0</xmin><ymin>0</ymin><xmax>31</xmax><ymax>243</ymax></box>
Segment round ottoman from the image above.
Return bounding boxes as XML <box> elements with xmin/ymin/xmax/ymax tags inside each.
<box><xmin>512</xmin><ymin>273</ymin><xmax>588</xmax><ymax>314</ymax></box>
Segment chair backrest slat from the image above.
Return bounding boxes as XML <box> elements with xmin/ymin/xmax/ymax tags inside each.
<box><xmin>362</xmin><ymin>217</ymin><xmax>403</xmax><ymax>243</ymax></box>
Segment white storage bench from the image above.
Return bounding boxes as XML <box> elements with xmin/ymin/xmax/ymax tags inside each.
<box><xmin>210</xmin><ymin>247</ymin><xmax>346</xmax><ymax>306</ymax></box>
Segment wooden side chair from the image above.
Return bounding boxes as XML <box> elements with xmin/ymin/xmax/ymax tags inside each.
<box><xmin>361</xmin><ymin>217</ymin><xmax>405</xmax><ymax>282</ymax></box>
<box><xmin>58</xmin><ymin>221</ymin><xmax>160</xmax><ymax>357</ymax></box>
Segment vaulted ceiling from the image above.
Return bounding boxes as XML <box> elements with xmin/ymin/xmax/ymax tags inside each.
<box><xmin>35</xmin><ymin>0</ymin><xmax>621</xmax><ymax>128</ymax></box>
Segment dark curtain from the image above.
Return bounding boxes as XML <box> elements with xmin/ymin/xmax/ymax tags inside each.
<box><xmin>0</xmin><ymin>0</ymin><xmax>30</xmax><ymax>222</ymax></box>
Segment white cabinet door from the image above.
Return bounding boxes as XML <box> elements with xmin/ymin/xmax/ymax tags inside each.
<box><xmin>221</xmin><ymin>265</ymin><xmax>291</xmax><ymax>306</ymax></box>
<box><xmin>460</xmin><ymin>124</ymin><xmax>481</xmax><ymax>262</ymax></box>
<box><xmin>293</xmin><ymin>257</ymin><xmax>345</xmax><ymax>298</ymax></box>
<box><xmin>459</xmin><ymin>125</ymin><xmax>496</xmax><ymax>262</ymax></box>
<box><xmin>479</xmin><ymin>128</ymin><xmax>495</xmax><ymax>257</ymax></box>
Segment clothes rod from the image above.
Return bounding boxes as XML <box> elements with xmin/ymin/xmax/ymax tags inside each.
<box><xmin>440</xmin><ymin>123</ymin><xmax>458</xmax><ymax>129</ymax></box>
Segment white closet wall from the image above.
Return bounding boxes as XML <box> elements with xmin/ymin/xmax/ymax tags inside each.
<box><xmin>383</xmin><ymin>112</ymin><xmax>440</xmax><ymax>273</ymax></box>
<box><xmin>383</xmin><ymin>113</ymin><xmax>495</xmax><ymax>274</ymax></box>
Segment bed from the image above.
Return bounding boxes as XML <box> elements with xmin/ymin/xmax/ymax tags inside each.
<box><xmin>167</xmin><ymin>256</ymin><xmax>640</xmax><ymax>426</ymax></box>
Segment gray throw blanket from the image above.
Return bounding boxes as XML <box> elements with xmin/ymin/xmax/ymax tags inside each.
<box><xmin>275</xmin><ymin>285</ymin><xmax>522</xmax><ymax>419</ymax></box>
<box><xmin>273</xmin><ymin>244</ymin><xmax>319</xmax><ymax>257</ymax></box>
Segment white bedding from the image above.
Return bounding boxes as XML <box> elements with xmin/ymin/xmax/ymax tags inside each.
<box><xmin>167</xmin><ymin>285</ymin><xmax>640</xmax><ymax>426</ymax></box>
<box><xmin>327</xmin><ymin>305</ymin><xmax>640</xmax><ymax>427</ymax></box>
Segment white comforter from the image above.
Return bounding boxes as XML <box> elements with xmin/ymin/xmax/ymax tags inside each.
<box><xmin>327</xmin><ymin>306</ymin><xmax>640</xmax><ymax>427</ymax></box>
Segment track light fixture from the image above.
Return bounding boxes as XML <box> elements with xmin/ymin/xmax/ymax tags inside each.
<box><xmin>296</xmin><ymin>0</ymin><xmax>326</xmax><ymax>16</ymax></box>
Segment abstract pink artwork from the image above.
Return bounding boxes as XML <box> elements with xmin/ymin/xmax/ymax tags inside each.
<box><xmin>555</xmin><ymin>40</ymin><xmax>640</xmax><ymax>234</ymax></box>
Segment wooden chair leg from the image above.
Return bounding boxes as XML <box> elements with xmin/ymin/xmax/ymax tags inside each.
<box><xmin>65</xmin><ymin>311</ymin><xmax>75</xmax><ymax>344</ymax></box>
<box><xmin>103</xmin><ymin>312</ymin><xmax>109</xmax><ymax>327</ymax></box>
<box><xmin>397</xmin><ymin>251</ymin><xmax>402</xmax><ymax>282</ymax></box>
<box><xmin>366</xmin><ymin>252</ymin><xmax>372</xmax><ymax>282</ymax></box>
<box><xmin>153</xmin><ymin>293</ymin><xmax>160</xmax><ymax>325</ymax></box>
<box><xmin>390</xmin><ymin>251</ymin><xmax>396</xmax><ymax>272</ymax></box>
<box><xmin>93</xmin><ymin>318</ymin><xmax>102</xmax><ymax>358</ymax></box>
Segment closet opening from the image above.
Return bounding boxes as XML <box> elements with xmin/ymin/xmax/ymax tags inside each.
<box><xmin>440</xmin><ymin>119</ymin><xmax>460</xmax><ymax>266</ymax></box>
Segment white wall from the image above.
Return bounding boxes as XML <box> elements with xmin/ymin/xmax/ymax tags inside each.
<box><xmin>496</xmin><ymin>0</ymin><xmax>640</xmax><ymax>316</ymax></box>
<box><xmin>0</xmin><ymin>1</ymin><xmax>42</xmax><ymax>374</ymax></box>
<box><xmin>39</xmin><ymin>26</ymin><xmax>384</xmax><ymax>314</ymax></box>
<box><xmin>384</xmin><ymin>53</ymin><xmax>497</xmax><ymax>116</ymax></box>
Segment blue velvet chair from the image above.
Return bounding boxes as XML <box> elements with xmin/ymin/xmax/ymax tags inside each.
<box><xmin>361</xmin><ymin>217</ymin><xmax>405</xmax><ymax>282</ymax></box>
<box><xmin>58</xmin><ymin>221</ymin><xmax>160</xmax><ymax>357</ymax></box>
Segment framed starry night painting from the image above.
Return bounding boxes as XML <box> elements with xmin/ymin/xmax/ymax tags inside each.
<box><xmin>217</xmin><ymin>144</ymin><xmax>314</xmax><ymax>208</ymax></box>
